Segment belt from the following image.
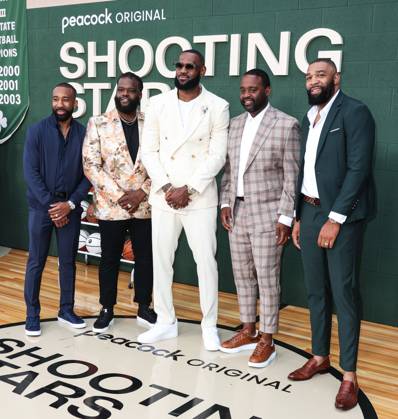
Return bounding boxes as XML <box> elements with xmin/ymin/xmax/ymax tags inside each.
<box><xmin>302</xmin><ymin>194</ymin><xmax>320</xmax><ymax>206</ymax></box>
<box><xmin>54</xmin><ymin>191</ymin><xmax>67</xmax><ymax>199</ymax></box>
<box><xmin>236</xmin><ymin>197</ymin><xmax>244</xmax><ymax>201</ymax></box>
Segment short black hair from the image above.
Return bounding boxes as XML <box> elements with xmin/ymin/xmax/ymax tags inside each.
<box><xmin>243</xmin><ymin>69</ymin><xmax>271</xmax><ymax>88</ymax></box>
<box><xmin>54</xmin><ymin>82</ymin><xmax>77</xmax><ymax>98</ymax></box>
<box><xmin>181</xmin><ymin>49</ymin><xmax>205</xmax><ymax>65</ymax></box>
<box><xmin>309</xmin><ymin>58</ymin><xmax>338</xmax><ymax>72</ymax></box>
<box><xmin>117</xmin><ymin>72</ymin><xmax>144</xmax><ymax>92</ymax></box>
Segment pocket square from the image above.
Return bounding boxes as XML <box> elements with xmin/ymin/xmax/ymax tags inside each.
<box><xmin>329</xmin><ymin>128</ymin><xmax>340</xmax><ymax>133</ymax></box>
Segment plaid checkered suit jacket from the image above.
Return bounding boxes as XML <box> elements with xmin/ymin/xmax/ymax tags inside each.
<box><xmin>220</xmin><ymin>105</ymin><xmax>300</xmax><ymax>231</ymax></box>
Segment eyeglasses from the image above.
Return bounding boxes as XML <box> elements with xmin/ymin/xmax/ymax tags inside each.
<box><xmin>174</xmin><ymin>62</ymin><xmax>198</xmax><ymax>70</ymax></box>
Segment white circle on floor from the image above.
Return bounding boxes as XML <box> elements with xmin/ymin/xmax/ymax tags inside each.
<box><xmin>0</xmin><ymin>318</ymin><xmax>376</xmax><ymax>419</ymax></box>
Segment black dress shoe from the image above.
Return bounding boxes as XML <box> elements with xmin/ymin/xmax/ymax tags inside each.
<box><xmin>92</xmin><ymin>308</ymin><xmax>114</xmax><ymax>332</ymax></box>
<box><xmin>137</xmin><ymin>305</ymin><xmax>157</xmax><ymax>329</ymax></box>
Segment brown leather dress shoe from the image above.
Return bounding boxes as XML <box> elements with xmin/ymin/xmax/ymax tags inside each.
<box><xmin>335</xmin><ymin>380</ymin><xmax>358</xmax><ymax>410</ymax></box>
<box><xmin>248</xmin><ymin>340</ymin><xmax>276</xmax><ymax>368</ymax></box>
<box><xmin>288</xmin><ymin>357</ymin><xmax>330</xmax><ymax>381</ymax></box>
<box><xmin>220</xmin><ymin>329</ymin><xmax>260</xmax><ymax>353</ymax></box>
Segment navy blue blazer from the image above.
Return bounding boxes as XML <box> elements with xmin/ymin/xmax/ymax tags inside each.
<box><xmin>23</xmin><ymin>114</ymin><xmax>91</xmax><ymax>211</ymax></box>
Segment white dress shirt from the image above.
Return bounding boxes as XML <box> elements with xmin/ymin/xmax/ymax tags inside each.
<box><xmin>222</xmin><ymin>104</ymin><xmax>292</xmax><ymax>227</ymax></box>
<box><xmin>236</xmin><ymin>105</ymin><xmax>268</xmax><ymax>197</ymax></box>
<box><xmin>302</xmin><ymin>90</ymin><xmax>346</xmax><ymax>224</ymax></box>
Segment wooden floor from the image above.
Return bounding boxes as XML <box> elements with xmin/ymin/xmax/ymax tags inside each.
<box><xmin>0</xmin><ymin>249</ymin><xmax>397</xmax><ymax>418</ymax></box>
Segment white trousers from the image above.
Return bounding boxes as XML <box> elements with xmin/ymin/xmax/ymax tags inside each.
<box><xmin>151</xmin><ymin>206</ymin><xmax>219</xmax><ymax>328</ymax></box>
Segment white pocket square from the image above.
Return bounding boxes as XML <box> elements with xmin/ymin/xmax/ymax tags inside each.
<box><xmin>329</xmin><ymin>128</ymin><xmax>340</xmax><ymax>133</ymax></box>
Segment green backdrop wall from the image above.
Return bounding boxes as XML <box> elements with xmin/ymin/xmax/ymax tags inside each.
<box><xmin>0</xmin><ymin>0</ymin><xmax>397</xmax><ymax>326</ymax></box>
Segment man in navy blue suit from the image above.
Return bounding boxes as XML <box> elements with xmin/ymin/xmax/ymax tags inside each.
<box><xmin>23</xmin><ymin>83</ymin><xmax>91</xmax><ymax>336</ymax></box>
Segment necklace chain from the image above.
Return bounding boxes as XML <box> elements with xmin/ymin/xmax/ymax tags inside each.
<box><xmin>119</xmin><ymin>114</ymin><xmax>137</xmax><ymax>125</ymax></box>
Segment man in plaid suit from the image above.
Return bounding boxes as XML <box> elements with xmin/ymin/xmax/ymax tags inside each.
<box><xmin>219</xmin><ymin>69</ymin><xmax>300</xmax><ymax>368</ymax></box>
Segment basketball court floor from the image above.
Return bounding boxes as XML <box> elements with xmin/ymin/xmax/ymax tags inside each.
<box><xmin>0</xmin><ymin>249</ymin><xmax>396</xmax><ymax>418</ymax></box>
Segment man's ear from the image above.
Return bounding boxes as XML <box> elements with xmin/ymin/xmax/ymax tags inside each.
<box><xmin>334</xmin><ymin>72</ymin><xmax>341</xmax><ymax>86</ymax></box>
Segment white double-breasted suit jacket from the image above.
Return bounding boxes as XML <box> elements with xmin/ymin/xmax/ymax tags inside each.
<box><xmin>141</xmin><ymin>86</ymin><xmax>229</xmax><ymax>211</ymax></box>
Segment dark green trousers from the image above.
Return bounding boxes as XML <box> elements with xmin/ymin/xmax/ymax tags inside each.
<box><xmin>300</xmin><ymin>201</ymin><xmax>365</xmax><ymax>371</ymax></box>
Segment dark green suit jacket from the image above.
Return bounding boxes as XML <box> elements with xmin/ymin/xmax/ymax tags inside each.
<box><xmin>295</xmin><ymin>91</ymin><xmax>376</xmax><ymax>223</ymax></box>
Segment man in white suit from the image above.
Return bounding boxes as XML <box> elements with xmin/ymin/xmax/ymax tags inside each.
<box><xmin>139</xmin><ymin>49</ymin><xmax>229</xmax><ymax>350</ymax></box>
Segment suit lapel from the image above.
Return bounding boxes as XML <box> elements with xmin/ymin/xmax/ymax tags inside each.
<box><xmin>169</xmin><ymin>86</ymin><xmax>208</xmax><ymax>154</ymax></box>
<box><xmin>244</xmin><ymin>106</ymin><xmax>277</xmax><ymax>172</ymax></box>
<box><xmin>300</xmin><ymin>116</ymin><xmax>310</xmax><ymax>163</ymax></box>
<box><xmin>315</xmin><ymin>91</ymin><xmax>344</xmax><ymax>161</ymax></box>
<box><xmin>230</xmin><ymin>113</ymin><xmax>247</xmax><ymax>186</ymax></box>
<box><xmin>135</xmin><ymin>111</ymin><xmax>145</xmax><ymax>161</ymax></box>
<box><xmin>183</xmin><ymin>88</ymin><xmax>207</xmax><ymax>140</ymax></box>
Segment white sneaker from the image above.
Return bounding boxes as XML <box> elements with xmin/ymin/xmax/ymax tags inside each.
<box><xmin>136</xmin><ymin>316</ymin><xmax>155</xmax><ymax>329</ymax></box>
<box><xmin>137</xmin><ymin>321</ymin><xmax>178</xmax><ymax>343</ymax></box>
<box><xmin>202</xmin><ymin>326</ymin><xmax>220</xmax><ymax>351</ymax></box>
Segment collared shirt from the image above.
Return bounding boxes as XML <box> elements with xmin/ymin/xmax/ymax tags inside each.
<box><xmin>236</xmin><ymin>105</ymin><xmax>269</xmax><ymax>197</ymax></box>
<box><xmin>301</xmin><ymin>90</ymin><xmax>346</xmax><ymax>223</ymax></box>
<box><xmin>23</xmin><ymin>114</ymin><xmax>91</xmax><ymax>210</ymax></box>
<box><xmin>222</xmin><ymin>104</ymin><xmax>292</xmax><ymax>227</ymax></box>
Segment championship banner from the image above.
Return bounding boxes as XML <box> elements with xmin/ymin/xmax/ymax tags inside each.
<box><xmin>0</xmin><ymin>0</ymin><xmax>29</xmax><ymax>144</ymax></box>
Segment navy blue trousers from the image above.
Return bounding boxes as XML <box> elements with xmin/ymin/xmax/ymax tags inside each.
<box><xmin>24</xmin><ymin>208</ymin><xmax>81</xmax><ymax>317</ymax></box>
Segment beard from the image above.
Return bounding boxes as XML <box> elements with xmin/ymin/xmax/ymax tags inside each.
<box><xmin>174</xmin><ymin>74</ymin><xmax>201</xmax><ymax>91</ymax></box>
<box><xmin>240</xmin><ymin>97</ymin><xmax>268</xmax><ymax>115</ymax></box>
<box><xmin>52</xmin><ymin>108</ymin><xmax>74</xmax><ymax>122</ymax></box>
<box><xmin>307</xmin><ymin>79</ymin><xmax>335</xmax><ymax>106</ymax></box>
<box><xmin>114</xmin><ymin>96</ymin><xmax>140</xmax><ymax>114</ymax></box>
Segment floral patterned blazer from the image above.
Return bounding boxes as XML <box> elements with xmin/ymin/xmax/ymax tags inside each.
<box><xmin>82</xmin><ymin>109</ymin><xmax>151</xmax><ymax>220</ymax></box>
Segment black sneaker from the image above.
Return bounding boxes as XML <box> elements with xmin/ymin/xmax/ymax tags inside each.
<box><xmin>137</xmin><ymin>305</ymin><xmax>157</xmax><ymax>329</ymax></box>
<box><xmin>92</xmin><ymin>308</ymin><xmax>114</xmax><ymax>332</ymax></box>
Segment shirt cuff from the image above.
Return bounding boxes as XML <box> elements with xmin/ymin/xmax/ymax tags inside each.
<box><xmin>329</xmin><ymin>211</ymin><xmax>347</xmax><ymax>224</ymax></box>
<box><xmin>278</xmin><ymin>215</ymin><xmax>293</xmax><ymax>227</ymax></box>
<box><xmin>220</xmin><ymin>203</ymin><xmax>230</xmax><ymax>209</ymax></box>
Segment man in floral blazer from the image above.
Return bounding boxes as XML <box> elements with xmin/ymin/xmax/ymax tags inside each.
<box><xmin>83</xmin><ymin>72</ymin><xmax>155</xmax><ymax>332</ymax></box>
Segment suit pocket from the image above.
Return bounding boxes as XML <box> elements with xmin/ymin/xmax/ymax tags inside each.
<box><xmin>329</xmin><ymin>127</ymin><xmax>341</xmax><ymax>134</ymax></box>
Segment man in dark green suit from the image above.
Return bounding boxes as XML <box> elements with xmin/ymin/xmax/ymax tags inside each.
<box><xmin>288</xmin><ymin>58</ymin><xmax>375</xmax><ymax>411</ymax></box>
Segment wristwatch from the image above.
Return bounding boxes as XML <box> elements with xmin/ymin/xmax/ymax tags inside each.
<box><xmin>67</xmin><ymin>200</ymin><xmax>76</xmax><ymax>210</ymax></box>
<box><xmin>187</xmin><ymin>186</ymin><xmax>197</xmax><ymax>196</ymax></box>
<box><xmin>162</xmin><ymin>183</ymin><xmax>173</xmax><ymax>193</ymax></box>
